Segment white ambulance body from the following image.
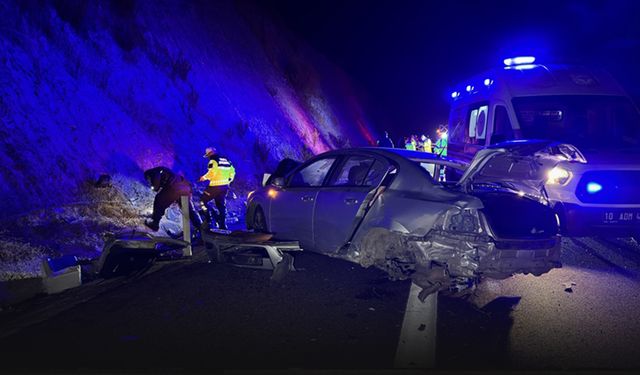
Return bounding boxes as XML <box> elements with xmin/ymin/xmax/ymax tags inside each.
<box><xmin>447</xmin><ymin>57</ymin><xmax>640</xmax><ymax>236</ymax></box>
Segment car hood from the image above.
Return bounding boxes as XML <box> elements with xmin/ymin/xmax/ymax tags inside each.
<box><xmin>458</xmin><ymin>140</ymin><xmax>586</xmax><ymax>197</ymax></box>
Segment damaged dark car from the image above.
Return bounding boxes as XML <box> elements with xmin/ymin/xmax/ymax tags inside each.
<box><xmin>246</xmin><ymin>148</ymin><xmax>561</xmax><ymax>298</ymax></box>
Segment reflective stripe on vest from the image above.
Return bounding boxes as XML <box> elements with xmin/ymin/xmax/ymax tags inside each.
<box><xmin>202</xmin><ymin>158</ymin><xmax>235</xmax><ymax>186</ymax></box>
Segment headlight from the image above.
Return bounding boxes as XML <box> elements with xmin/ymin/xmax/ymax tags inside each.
<box><xmin>444</xmin><ymin>208</ymin><xmax>481</xmax><ymax>233</ymax></box>
<box><xmin>546</xmin><ymin>166</ymin><xmax>571</xmax><ymax>185</ymax></box>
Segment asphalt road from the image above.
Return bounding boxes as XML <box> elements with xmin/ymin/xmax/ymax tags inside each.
<box><xmin>1</xmin><ymin>236</ymin><xmax>640</xmax><ymax>372</ymax></box>
<box><xmin>0</xmin><ymin>247</ymin><xmax>411</xmax><ymax>371</ymax></box>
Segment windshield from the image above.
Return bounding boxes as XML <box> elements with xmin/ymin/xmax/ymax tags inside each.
<box><xmin>512</xmin><ymin>95</ymin><xmax>640</xmax><ymax>150</ymax></box>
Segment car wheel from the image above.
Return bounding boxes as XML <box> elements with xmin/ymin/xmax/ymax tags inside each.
<box><xmin>253</xmin><ymin>206</ymin><xmax>268</xmax><ymax>233</ymax></box>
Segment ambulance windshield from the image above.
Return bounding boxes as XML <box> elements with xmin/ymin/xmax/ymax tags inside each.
<box><xmin>512</xmin><ymin>95</ymin><xmax>640</xmax><ymax>150</ymax></box>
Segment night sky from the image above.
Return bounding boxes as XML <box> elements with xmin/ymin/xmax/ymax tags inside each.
<box><xmin>261</xmin><ymin>0</ymin><xmax>640</xmax><ymax>138</ymax></box>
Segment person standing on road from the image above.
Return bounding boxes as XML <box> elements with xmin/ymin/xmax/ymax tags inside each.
<box><xmin>199</xmin><ymin>147</ymin><xmax>236</xmax><ymax>230</ymax></box>
<box><xmin>404</xmin><ymin>136</ymin><xmax>417</xmax><ymax>151</ymax></box>
<box><xmin>434</xmin><ymin>128</ymin><xmax>448</xmax><ymax>181</ymax></box>
<box><xmin>421</xmin><ymin>134</ymin><xmax>432</xmax><ymax>153</ymax></box>
<box><xmin>377</xmin><ymin>130</ymin><xmax>394</xmax><ymax>148</ymax></box>
<box><xmin>143</xmin><ymin>166</ymin><xmax>203</xmax><ymax>232</ymax></box>
<box><xmin>434</xmin><ymin>129</ymin><xmax>448</xmax><ymax>157</ymax></box>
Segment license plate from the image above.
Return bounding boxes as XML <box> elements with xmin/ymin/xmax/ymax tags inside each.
<box><xmin>602</xmin><ymin>211</ymin><xmax>640</xmax><ymax>224</ymax></box>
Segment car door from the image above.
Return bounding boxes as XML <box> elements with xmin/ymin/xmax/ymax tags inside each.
<box><xmin>269</xmin><ymin>156</ymin><xmax>337</xmax><ymax>250</ymax></box>
<box><xmin>313</xmin><ymin>155</ymin><xmax>389</xmax><ymax>253</ymax></box>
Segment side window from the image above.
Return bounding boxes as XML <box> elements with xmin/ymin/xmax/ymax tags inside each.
<box><xmin>288</xmin><ymin>158</ymin><xmax>336</xmax><ymax>187</ymax></box>
<box><xmin>468</xmin><ymin>104</ymin><xmax>489</xmax><ymax>143</ymax></box>
<box><xmin>330</xmin><ymin>157</ymin><xmax>389</xmax><ymax>187</ymax></box>
<box><xmin>363</xmin><ymin>160</ymin><xmax>388</xmax><ymax>186</ymax></box>
<box><xmin>418</xmin><ymin>162</ymin><xmax>436</xmax><ymax>180</ymax></box>
<box><xmin>491</xmin><ymin>105</ymin><xmax>514</xmax><ymax>144</ymax></box>
<box><xmin>468</xmin><ymin>109</ymin><xmax>479</xmax><ymax>139</ymax></box>
<box><xmin>332</xmin><ymin>156</ymin><xmax>375</xmax><ymax>186</ymax></box>
<box><xmin>476</xmin><ymin>106</ymin><xmax>488</xmax><ymax>140</ymax></box>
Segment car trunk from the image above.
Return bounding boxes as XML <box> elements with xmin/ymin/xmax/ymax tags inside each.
<box><xmin>473</xmin><ymin>191</ymin><xmax>558</xmax><ymax>239</ymax></box>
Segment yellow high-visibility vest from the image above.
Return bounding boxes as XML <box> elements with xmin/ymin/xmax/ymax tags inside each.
<box><xmin>201</xmin><ymin>157</ymin><xmax>235</xmax><ymax>186</ymax></box>
<box><xmin>423</xmin><ymin>139</ymin><xmax>432</xmax><ymax>153</ymax></box>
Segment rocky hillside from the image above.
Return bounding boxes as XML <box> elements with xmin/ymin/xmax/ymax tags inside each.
<box><xmin>0</xmin><ymin>0</ymin><xmax>375</xmax><ymax>279</ymax></box>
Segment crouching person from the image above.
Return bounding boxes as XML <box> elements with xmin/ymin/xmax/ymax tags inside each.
<box><xmin>143</xmin><ymin>166</ymin><xmax>203</xmax><ymax>232</ymax></box>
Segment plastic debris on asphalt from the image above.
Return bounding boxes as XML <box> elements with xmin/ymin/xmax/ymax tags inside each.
<box><xmin>563</xmin><ymin>281</ymin><xmax>577</xmax><ymax>293</ymax></box>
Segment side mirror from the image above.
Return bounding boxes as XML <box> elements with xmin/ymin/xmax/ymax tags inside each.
<box><xmin>262</xmin><ymin>173</ymin><xmax>271</xmax><ymax>187</ymax></box>
<box><xmin>272</xmin><ymin>177</ymin><xmax>285</xmax><ymax>187</ymax></box>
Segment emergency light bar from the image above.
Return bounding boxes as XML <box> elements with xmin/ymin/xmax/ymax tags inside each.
<box><xmin>503</xmin><ymin>56</ymin><xmax>536</xmax><ymax>66</ymax></box>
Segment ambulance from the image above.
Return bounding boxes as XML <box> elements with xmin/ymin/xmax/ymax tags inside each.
<box><xmin>447</xmin><ymin>56</ymin><xmax>640</xmax><ymax>237</ymax></box>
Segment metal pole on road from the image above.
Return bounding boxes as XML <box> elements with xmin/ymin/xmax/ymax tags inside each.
<box><xmin>394</xmin><ymin>283</ymin><xmax>438</xmax><ymax>368</ymax></box>
<box><xmin>181</xmin><ymin>195</ymin><xmax>192</xmax><ymax>257</ymax></box>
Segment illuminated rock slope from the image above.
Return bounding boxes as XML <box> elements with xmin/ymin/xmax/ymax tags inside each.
<box><xmin>0</xmin><ymin>0</ymin><xmax>374</xmax><ymax>218</ymax></box>
<box><xmin>0</xmin><ymin>0</ymin><xmax>374</xmax><ymax>278</ymax></box>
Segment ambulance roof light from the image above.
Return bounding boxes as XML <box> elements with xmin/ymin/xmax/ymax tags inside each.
<box><xmin>504</xmin><ymin>63</ymin><xmax>538</xmax><ymax>71</ymax></box>
<box><xmin>503</xmin><ymin>56</ymin><xmax>536</xmax><ymax>66</ymax></box>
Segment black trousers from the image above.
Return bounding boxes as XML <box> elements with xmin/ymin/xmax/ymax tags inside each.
<box><xmin>200</xmin><ymin>185</ymin><xmax>229</xmax><ymax>229</ymax></box>
<box><xmin>151</xmin><ymin>187</ymin><xmax>202</xmax><ymax>229</ymax></box>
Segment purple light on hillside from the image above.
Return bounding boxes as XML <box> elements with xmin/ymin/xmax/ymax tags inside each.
<box><xmin>276</xmin><ymin>90</ymin><xmax>330</xmax><ymax>154</ymax></box>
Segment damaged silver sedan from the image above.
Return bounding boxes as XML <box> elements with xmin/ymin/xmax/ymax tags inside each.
<box><xmin>246</xmin><ymin>148</ymin><xmax>561</xmax><ymax>298</ymax></box>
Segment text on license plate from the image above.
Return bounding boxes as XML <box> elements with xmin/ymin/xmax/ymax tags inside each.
<box><xmin>603</xmin><ymin>211</ymin><xmax>640</xmax><ymax>224</ymax></box>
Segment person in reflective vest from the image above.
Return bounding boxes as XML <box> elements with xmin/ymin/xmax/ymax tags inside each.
<box><xmin>404</xmin><ymin>136</ymin><xmax>417</xmax><ymax>151</ymax></box>
<box><xmin>434</xmin><ymin>131</ymin><xmax>448</xmax><ymax>157</ymax></box>
<box><xmin>421</xmin><ymin>134</ymin><xmax>432</xmax><ymax>153</ymax></box>
<box><xmin>434</xmin><ymin>130</ymin><xmax>448</xmax><ymax>181</ymax></box>
<box><xmin>143</xmin><ymin>166</ymin><xmax>203</xmax><ymax>232</ymax></box>
<box><xmin>199</xmin><ymin>147</ymin><xmax>236</xmax><ymax>230</ymax></box>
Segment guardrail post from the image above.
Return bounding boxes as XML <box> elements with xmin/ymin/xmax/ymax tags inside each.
<box><xmin>180</xmin><ymin>195</ymin><xmax>192</xmax><ymax>257</ymax></box>
<box><xmin>394</xmin><ymin>283</ymin><xmax>438</xmax><ymax>368</ymax></box>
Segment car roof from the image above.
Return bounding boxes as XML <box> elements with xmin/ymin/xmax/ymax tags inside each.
<box><xmin>321</xmin><ymin>147</ymin><xmax>467</xmax><ymax>169</ymax></box>
<box><xmin>280</xmin><ymin>147</ymin><xmax>471</xmax><ymax>202</ymax></box>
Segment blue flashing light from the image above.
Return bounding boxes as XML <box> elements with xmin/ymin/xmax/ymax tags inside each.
<box><xmin>484</xmin><ymin>78</ymin><xmax>493</xmax><ymax>86</ymax></box>
<box><xmin>586</xmin><ymin>182</ymin><xmax>603</xmax><ymax>194</ymax></box>
<box><xmin>504</xmin><ymin>63</ymin><xmax>538</xmax><ymax>71</ymax></box>
<box><xmin>451</xmin><ymin>91</ymin><xmax>460</xmax><ymax>99</ymax></box>
<box><xmin>503</xmin><ymin>56</ymin><xmax>536</xmax><ymax>66</ymax></box>
<box><xmin>466</xmin><ymin>85</ymin><xmax>474</xmax><ymax>92</ymax></box>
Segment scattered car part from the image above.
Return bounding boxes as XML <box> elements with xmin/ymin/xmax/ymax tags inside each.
<box><xmin>41</xmin><ymin>255</ymin><xmax>81</xmax><ymax>294</ymax></box>
<box><xmin>201</xmin><ymin>229</ymin><xmax>302</xmax><ymax>279</ymax></box>
<box><xmin>96</xmin><ymin>230</ymin><xmax>189</xmax><ymax>278</ymax></box>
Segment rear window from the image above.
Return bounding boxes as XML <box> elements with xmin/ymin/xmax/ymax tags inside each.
<box><xmin>411</xmin><ymin>159</ymin><xmax>465</xmax><ymax>183</ymax></box>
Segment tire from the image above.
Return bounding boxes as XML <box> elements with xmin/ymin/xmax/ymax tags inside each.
<box><xmin>252</xmin><ymin>206</ymin><xmax>268</xmax><ymax>233</ymax></box>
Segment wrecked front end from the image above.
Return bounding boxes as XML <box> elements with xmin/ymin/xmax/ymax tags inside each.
<box><xmin>344</xmin><ymin>191</ymin><xmax>561</xmax><ymax>300</ymax></box>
